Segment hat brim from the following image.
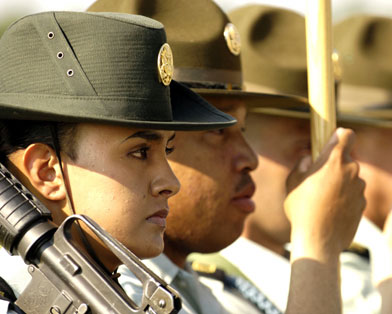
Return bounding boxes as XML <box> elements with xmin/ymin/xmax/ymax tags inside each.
<box><xmin>336</xmin><ymin>83</ymin><xmax>392</xmax><ymax>128</ymax></box>
<box><xmin>248</xmin><ymin>105</ymin><xmax>392</xmax><ymax>129</ymax></box>
<box><xmin>0</xmin><ymin>81</ymin><xmax>236</xmax><ymax>131</ymax></box>
<box><xmin>193</xmin><ymin>88</ymin><xmax>309</xmax><ymax>109</ymax></box>
<box><xmin>249</xmin><ymin>107</ymin><xmax>310</xmax><ymax>119</ymax></box>
<box><xmin>169</xmin><ymin>81</ymin><xmax>237</xmax><ymax>130</ymax></box>
<box><xmin>338</xmin><ymin>84</ymin><xmax>392</xmax><ymax>112</ymax></box>
<box><xmin>337</xmin><ymin>114</ymin><xmax>392</xmax><ymax>128</ymax></box>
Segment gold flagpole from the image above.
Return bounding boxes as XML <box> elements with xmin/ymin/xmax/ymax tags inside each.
<box><xmin>305</xmin><ymin>0</ymin><xmax>336</xmax><ymax>161</ymax></box>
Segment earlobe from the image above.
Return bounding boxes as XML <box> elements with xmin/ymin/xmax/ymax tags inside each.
<box><xmin>23</xmin><ymin>144</ymin><xmax>67</xmax><ymax>201</ymax></box>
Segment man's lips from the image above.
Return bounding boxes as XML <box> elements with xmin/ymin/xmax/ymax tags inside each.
<box><xmin>232</xmin><ymin>183</ymin><xmax>256</xmax><ymax>213</ymax></box>
<box><xmin>146</xmin><ymin>209</ymin><xmax>169</xmax><ymax>227</ymax></box>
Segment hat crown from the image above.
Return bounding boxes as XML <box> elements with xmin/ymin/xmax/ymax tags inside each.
<box><xmin>229</xmin><ymin>5</ymin><xmax>308</xmax><ymax>98</ymax></box>
<box><xmin>334</xmin><ymin>15</ymin><xmax>392</xmax><ymax>125</ymax></box>
<box><xmin>335</xmin><ymin>15</ymin><xmax>392</xmax><ymax>90</ymax></box>
<box><xmin>0</xmin><ymin>12</ymin><xmax>167</xmax><ymax>98</ymax></box>
<box><xmin>88</xmin><ymin>0</ymin><xmax>243</xmax><ymax>89</ymax></box>
<box><xmin>0</xmin><ymin>11</ymin><xmax>176</xmax><ymax>122</ymax></box>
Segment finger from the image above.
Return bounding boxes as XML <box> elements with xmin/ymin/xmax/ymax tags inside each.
<box><xmin>335</xmin><ymin>127</ymin><xmax>356</xmax><ymax>160</ymax></box>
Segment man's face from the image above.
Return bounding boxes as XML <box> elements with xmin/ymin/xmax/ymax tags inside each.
<box><xmin>244</xmin><ymin>113</ymin><xmax>310</xmax><ymax>248</ymax></box>
<box><xmin>164</xmin><ymin>96</ymin><xmax>258</xmax><ymax>254</ymax></box>
<box><xmin>352</xmin><ymin>125</ymin><xmax>392</xmax><ymax>229</ymax></box>
<box><xmin>64</xmin><ymin>124</ymin><xmax>180</xmax><ymax>261</ymax></box>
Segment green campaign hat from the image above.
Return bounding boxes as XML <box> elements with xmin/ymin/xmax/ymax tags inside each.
<box><xmin>0</xmin><ymin>11</ymin><xmax>236</xmax><ymax>130</ymax></box>
<box><xmin>334</xmin><ymin>15</ymin><xmax>392</xmax><ymax>128</ymax></box>
<box><xmin>228</xmin><ymin>5</ymin><xmax>310</xmax><ymax>119</ymax></box>
<box><xmin>88</xmin><ymin>0</ymin><xmax>307</xmax><ymax>110</ymax></box>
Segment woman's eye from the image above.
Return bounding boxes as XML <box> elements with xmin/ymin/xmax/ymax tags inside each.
<box><xmin>209</xmin><ymin>128</ymin><xmax>224</xmax><ymax>135</ymax></box>
<box><xmin>128</xmin><ymin>147</ymin><xmax>149</xmax><ymax>160</ymax></box>
<box><xmin>166</xmin><ymin>146</ymin><xmax>175</xmax><ymax>155</ymax></box>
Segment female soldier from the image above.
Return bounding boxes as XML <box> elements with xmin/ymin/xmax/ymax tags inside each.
<box><xmin>0</xmin><ymin>10</ymin><xmax>235</xmax><ymax>312</ymax></box>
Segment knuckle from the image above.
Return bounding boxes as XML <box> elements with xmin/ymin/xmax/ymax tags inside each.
<box><xmin>344</xmin><ymin>160</ymin><xmax>360</xmax><ymax>179</ymax></box>
<box><xmin>350</xmin><ymin>160</ymin><xmax>360</xmax><ymax>177</ymax></box>
<box><xmin>359</xmin><ymin>177</ymin><xmax>366</xmax><ymax>192</ymax></box>
<box><xmin>360</xmin><ymin>197</ymin><xmax>367</xmax><ymax>212</ymax></box>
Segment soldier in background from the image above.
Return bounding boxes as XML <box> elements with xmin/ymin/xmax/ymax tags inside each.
<box><xmin>334</xmin><ymin>15</ymin><xmax>392</xmax><ymax>313</ymax></box>
<box><xmin>89</xmin><ymin>1</ymin><xmax>366</xmax><ymax>313</ymax></box>
<box><xmin>192</xmin><ymin>8</ymin><xmax>392</xmax><ymax>314</ymax></box>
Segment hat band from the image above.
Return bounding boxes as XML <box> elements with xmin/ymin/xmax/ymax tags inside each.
<box><xmin>174</xmin><ymin>68</ymin><xmax>243</xmax><ymax>90</ymax></box>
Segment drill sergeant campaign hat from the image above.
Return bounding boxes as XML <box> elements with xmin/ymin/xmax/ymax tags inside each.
<box><xmin>0</xmin><ymin>11</ymin><xmax>236</xmax><ymax>130</ymax></box>
<box><xmin>88</xmin><ymin>0</ymin><xmax>307</xmax><ymax>110</ymax></box>
<box><xmin>228</xmin><ymin>5</ymin><xmax>310</xmax><ymax>119</ymax></box>
<box><xmin>334</xmin><ymin>15</ymin><xmax>392</xmax><ymax>128</ymax></box>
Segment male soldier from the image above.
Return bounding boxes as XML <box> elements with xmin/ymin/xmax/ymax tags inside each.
<box><xmin>196</xmin><ymin>5</ymin><xmax>392</xmax><ymax>313</ymax></box>
<box><xmin>199</xmin><ymin>9</ymin><xmax>392</xmax><ymax>314</ymax></box>
<box><xmin>0</xmin><ymin>10</ymin><xmax>235</xmax><ymax>312</ymax></box>
<box><xmin>189</xmin><ymin>6</ymin><xmax>310</xmax><ymax>312</ymax></box>
<box><xmin>334</xmin><ymin>15</ymin><xmax>392</xmax><ymax>313</ymax></box>
<box><xmin>194</xmin><ymin>7</ymin><xmax>392</xmax><ymax>313</ymax></box>
<box><xmin>89</xmin><ymin>1</ymin><xmax>366</xmax><ymax>313</ymax></box>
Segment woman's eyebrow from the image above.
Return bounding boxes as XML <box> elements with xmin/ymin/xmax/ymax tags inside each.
<box><xmin>122</xmin><ymin>131</ymin><xmax>163</xmax><ymax>143</ymax></box>
<box><xmin>168</xmin><ymin>132</ymin><xmax>176</xmax><ymax>142</ymax></box>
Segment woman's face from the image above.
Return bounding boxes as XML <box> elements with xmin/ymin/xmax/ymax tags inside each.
<box><xmin>63</xmin><ymin>123</ymin><xmax>180</xmax><ymax>268</ymax></box>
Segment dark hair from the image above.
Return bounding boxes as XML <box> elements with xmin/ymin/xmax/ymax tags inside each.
<box><xmin>0</xmin><ymin>120</ymin><xmax>78</xmax><ymax>165</ymax></box>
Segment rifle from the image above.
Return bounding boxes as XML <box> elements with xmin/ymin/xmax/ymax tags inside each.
<box><xmin>0</xmin><ymin>162</ymin><xmax>181</xmax><ymax>314</ymax></box>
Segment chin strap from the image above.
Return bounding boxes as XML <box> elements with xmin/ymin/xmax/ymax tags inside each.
<box><xmin>49</xmin><ymin>124</ymin><xmax>112</xmax><ymax>275</ymax></box>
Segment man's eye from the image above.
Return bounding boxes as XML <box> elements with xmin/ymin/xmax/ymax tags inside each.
<box><xmin>128</xmin><ymin>147</ymin><xmax>149</xmax><ymax>160</ymax></box>
<box><xmin>166</xmin><ymin>146</ymin><xmax>175</xmax><ymax>155</ymax></box>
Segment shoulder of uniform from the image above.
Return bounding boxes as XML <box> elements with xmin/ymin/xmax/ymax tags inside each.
<box><xmin>189</xmin><ymin>260</ymin><xmax>243</xmax><ymax>290</ymax></box>
<box><xmin>345</xmin><ymin>242</ymin><xmax>370</xmax><ymax>260</ymax></box>
<box><xmin>190</xmin><ymin>260</ymin><xmax>227</xmax><ymax>283</ymax></box>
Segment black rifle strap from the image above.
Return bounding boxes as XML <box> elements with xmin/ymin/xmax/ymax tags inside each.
<box><xmin>0</xmin><ymin>277</ymin><xmax>25</xmax><ymax>313</ymax></box>
<box><xmin>0</xmin><ymin>276</ymin><xmax>16</xmax><ymax>302</ymax></box>
<box><xmin>49</xmin><ymin>124</ymin><xmax>112</xmax><ymax>275</ymax></box>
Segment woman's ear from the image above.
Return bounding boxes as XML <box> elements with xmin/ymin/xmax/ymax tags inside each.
<box><xmin>22</xmin><ymin>144</ymin><xmax>67</xmax><ymax>201</ymax></box>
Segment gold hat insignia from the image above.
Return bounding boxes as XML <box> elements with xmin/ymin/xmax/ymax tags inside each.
<box><xmin>224</xmin><ymin>23</ymin><xmax>241</xmax><ymax>56</ymax></box>
<box><xmin>157</xmin><ymin>43</ymin><xmax>174</xmax><ymax>86</ymax></box>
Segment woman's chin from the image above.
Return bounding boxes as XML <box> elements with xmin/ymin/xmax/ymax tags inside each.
<box><xmin>134</xmin><ymin>239</ymin><xmax>164</xmax><ymax>260</ymax></box>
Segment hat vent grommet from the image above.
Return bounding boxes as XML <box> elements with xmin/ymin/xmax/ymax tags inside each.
<box><xmin>47</xmin><ymin>32</ymin><xmax>55</xmax><ymax>39</ymax></box>
<box><xmin>67</xmin><ymin>69</ymin><xmax>74</xmax><ymax>77</ymax></box>
<box><xmin>57</xmin><ymin>52</ymin><xmax>64</xmax><ymax>59</ymax></box>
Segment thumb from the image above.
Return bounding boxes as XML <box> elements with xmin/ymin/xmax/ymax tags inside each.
<box><xmin>334</xmin><ymin>127</ymin><xmax>356</xmax><ymax>162</ymax></box>
<box><xmin>315</xmin><ymin>128</ymin><xmax>356</xmax><ymax>166</ymax></box>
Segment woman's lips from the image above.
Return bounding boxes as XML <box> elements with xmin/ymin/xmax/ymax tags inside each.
<box><xmin>146</xmin><ymin>209</ymin><xmax>169</xmax><ymax>227</ymax></box>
